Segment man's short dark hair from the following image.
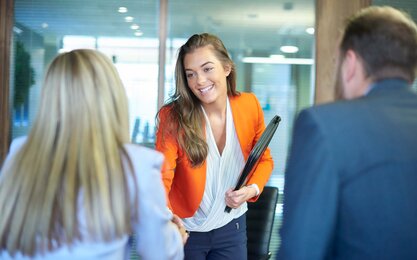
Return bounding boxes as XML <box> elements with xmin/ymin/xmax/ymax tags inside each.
<box><xmin>340</xmin><ymin>6</ymin><xmax>417</xmax><ymax>83</ymax></box>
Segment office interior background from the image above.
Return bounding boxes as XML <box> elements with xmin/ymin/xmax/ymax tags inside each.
<box><xmin>1</xmin><ymin>0</ymin><xmax>417</xmax><ymax>258</ymax></box>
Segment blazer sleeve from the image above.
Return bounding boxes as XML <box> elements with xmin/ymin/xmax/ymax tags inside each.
<box><xmin>246</xmin><ymin>93</ymin><xmax>274</xmax><ymax>201</ymax></box>
<box><xmin>127</xmin><ymin>145</ymin><xmax>184</xmax><ymax>260</ymax></box>
<box><xmin>277</xmin><ymin>109</ymin><xmax>338</xmax><ymax>259</ymax></box>
<box><xmin>155</xmin><ymin>107</ymin><xmax>178</xmax><ymax>210</ymax></box>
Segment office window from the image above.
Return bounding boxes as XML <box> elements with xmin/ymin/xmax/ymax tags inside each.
<box><xmin>12</xmin><ymin>0</ymin><xmax>160</xmax><ymax>144</ymax></box>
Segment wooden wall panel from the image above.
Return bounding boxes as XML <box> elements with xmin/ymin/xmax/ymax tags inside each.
<box><xmin>0</xmin><ymin>0</ymin><xmax>14</xmax><ymax>166</ymax></box>
<box><xmin>315</xmin><ymin>0</ymin><xmax>372</xmax><ymax>104</ymax></box>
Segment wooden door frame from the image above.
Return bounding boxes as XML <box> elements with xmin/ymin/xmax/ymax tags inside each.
<box><xmin>0</xmin><ymin>0</ymin><xmax>14</xmax><ymax>166</ymax></box>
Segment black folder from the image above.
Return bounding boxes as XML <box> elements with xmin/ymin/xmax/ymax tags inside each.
<box><xmin>225</xmin><ymin>115</ymin><xmax>281</xmax><ymax>213</ymax></box>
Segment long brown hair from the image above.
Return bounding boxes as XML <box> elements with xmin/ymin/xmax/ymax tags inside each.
<box><xmin>0</xmin><ymin>49</ymin><xmax>135</xmax><ymax>256</ymax></box>
<box><xmin>157</xmin><ymin>33</ymin><xmax>239</xmax><ymax>167</ymax></box>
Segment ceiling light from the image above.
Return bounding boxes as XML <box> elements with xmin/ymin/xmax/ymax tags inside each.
<box><xmin>280</xmin><ymin>45</ymin><xmax>299</xmax><ymax>53</ymax></box>
<box><xmin>134</xmin><ymin>31</ymin><xmax>143</xmax><ymax>36</ymax></box>
<box><xmin>118</xmin><ymin>7</ymin><xmax>128</xmax><ymax>13</ymax></box>
<box><xmin>130</xmin><ymin>24</ymin><xmax>139</xmax><ymax>30</ymax></box>
<box><xmin>41</xmin><ymin>23</ymin><xmax>48</xmax><ymax>29</ymax></box>
<box><xmin>306</xmin><ymin>27</ymin><xmax>315</xmax><ymax>35</ymax></box>
<box><xmin>125</xmin><ymin>16</ymin><xmax>134</xmax><ymax>22</ymax></box>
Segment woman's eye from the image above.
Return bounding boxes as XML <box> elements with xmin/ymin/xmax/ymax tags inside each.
<box><xmin>186</xmin><ymin>73</ymin><xmax>195</xmax><ymax>78</ymax></box>
<box><xmin>204</xmin><ymin>67</ymin><xmax>214</xmax><ymax>72</ymax></box>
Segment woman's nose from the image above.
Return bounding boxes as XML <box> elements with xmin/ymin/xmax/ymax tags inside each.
<box><xmin>196</xmin><ymin>73</ymin><xmax>207</xmax><ymax>85</ymax></box>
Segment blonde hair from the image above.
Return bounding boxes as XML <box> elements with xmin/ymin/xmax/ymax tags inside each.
<box><xmin>0</xmin><ymin>49</ymin><xmax>135</xmax><ymax>256</ymax></box>
<box><xmin>157</xmin><ymin>33</ymin><xmax>239</xmax><ymax>166</ymax></box>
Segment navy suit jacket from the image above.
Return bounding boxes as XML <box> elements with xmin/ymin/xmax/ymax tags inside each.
<box><xmin>278</xmin><ymin>79</ymin><xmax>417</xmax><ymax>260</ymax></box>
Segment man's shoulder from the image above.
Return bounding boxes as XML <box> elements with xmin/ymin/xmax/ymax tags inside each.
<box><xmin>307</xmin><ymin>96</ymin><xmax>373</xmax><ymax>117</ymax></box>
<box><xmin>296</xmin><ymin>99</ymin><xmax>370</xmax><ymax>139</ymax></box>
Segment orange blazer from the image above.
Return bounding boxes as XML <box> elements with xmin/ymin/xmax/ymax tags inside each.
<box><xmin>155</xmin><ymin>92</ymin><xmax>274</xmax><ymax>218</ymax></box>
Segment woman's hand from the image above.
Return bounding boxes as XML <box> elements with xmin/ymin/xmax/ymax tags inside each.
<box><xmin>171</xmin><ymin>214</ymin><xmax>189</xmax><ymax>245</ymax></box>
<box><xmin>225</xmin><ymin>185</ymin><xmax>257</xmax><ymax>209</ymax></box>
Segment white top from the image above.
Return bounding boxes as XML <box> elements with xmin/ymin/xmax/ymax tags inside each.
<box><xmin>182</xmin><ymin>98</ymin><xmax>246</xmax><ymax>232</ymax></box>
<box><xmin>0</xmin><ymin>136</ymin><xmax>184</xmax><ymax>260</ymax></box>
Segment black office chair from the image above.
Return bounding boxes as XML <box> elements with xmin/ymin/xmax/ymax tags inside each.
<box><xmin>247</xmin><ymin>186</ymin><xmax>279</xmax><ymax>260</ymax></box>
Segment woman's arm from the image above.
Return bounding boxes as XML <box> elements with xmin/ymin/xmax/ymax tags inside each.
<box><xmin>126</xmin><ymin>145</ymin><xmax>183</xmax><ymax>260</ymax></box>
<box><xmin>225</xmin><ymin>93</ymin><xmax>274</xmax><ymax>208</ymax></box>
<box><xmin>155</xmin><ymin>108</ymin><xmax>179</xmax><ymax>209</ymax></box>
<box><xmin>245</xmin><ymin>93</ymin><xmax>274</xmax><ymax>200</ymax></box>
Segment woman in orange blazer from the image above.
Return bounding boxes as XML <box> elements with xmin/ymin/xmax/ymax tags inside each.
<box><xmin>156</xmin><ymin>33</ymin><xmax>274</xmax><ymax>260</ymax></box>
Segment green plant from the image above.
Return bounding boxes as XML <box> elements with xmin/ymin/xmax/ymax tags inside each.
<box><xmin>14</xmin><ymin>41</ymin><xmax>35</xmax><ymax>109</ymax></box>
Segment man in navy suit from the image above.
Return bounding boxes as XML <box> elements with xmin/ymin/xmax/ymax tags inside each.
<box><xmin>278</xmin><ymin>6</ymin><xmax>417</xmax><ymax>259</ymax></box>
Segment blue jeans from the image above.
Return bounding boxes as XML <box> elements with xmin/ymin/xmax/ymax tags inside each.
<box><xmin>184</xmin><ymin>214</ymin><xmax>247</xmax><ymax>260</ymax></box>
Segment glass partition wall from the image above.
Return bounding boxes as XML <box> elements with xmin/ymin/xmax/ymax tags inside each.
<box><xmin>12</xmin><ymin>0</ymin><xmax>161</xmax><ymax>145</ymax></box>
<box><xmin>11</xmin><ymin>0</ymin><xmax>315</xmax><ymax>257</ymax></box>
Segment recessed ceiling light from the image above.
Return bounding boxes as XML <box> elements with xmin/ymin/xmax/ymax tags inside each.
<box><xmin>130</xmin><ymin>24</ymin><xmax>139</xmax><ymax>30</ymax></box>
<box><xmin>41</xmin><ymin>23</ymin><xmax>48</xmax><ymax>29</ymax></box>
<box><xmin>134</xmin><ymin>31</ymin><xmax>143</xmax><ymax>36</ymax></box>
<box><xmin>306</xmin><ymin>27</ymin><xmax>315</xmax><ymax>35</ymax></box>
<box><xmin>125</xmin><ymin>16</ymin><xmax>134</xmax><ymax>22</ymax></box>
<box><xmin>118</xmin><ymin>7</ymin><xmax>128</xmax><ymax>13</ymax></box>
<box><xmin>280</xmin><ymin>45</ymin><xmax>299</xmax><ymax>53</ymax></box>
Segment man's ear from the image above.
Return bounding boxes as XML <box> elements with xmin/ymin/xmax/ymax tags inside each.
<box><xmin>341</xmin><ymin>49</ymin><xmax>369</xmax><ymax>99</ymax></box>
<box><xmin>342</xmin><ymin>50</ymin><xmax>358</xmax><ymax>84</ymax></box>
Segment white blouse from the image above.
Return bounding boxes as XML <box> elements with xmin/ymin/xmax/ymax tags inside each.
<box><xmin>182</xmin><ymin>98</ymin><xmax>247</xmax><ymax>232</ymax></box>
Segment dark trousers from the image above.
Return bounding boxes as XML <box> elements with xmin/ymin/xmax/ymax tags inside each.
<box><xmin>184</xmin><ymin>214</ymin><xmax>247</xmax><ymax>260</ymax></box>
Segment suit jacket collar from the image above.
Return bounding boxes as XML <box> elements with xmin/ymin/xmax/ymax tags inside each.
<box><xmin>367</xmin><ymin>78</ymin><xmax>409</xmax><ymax>96</ymax></box>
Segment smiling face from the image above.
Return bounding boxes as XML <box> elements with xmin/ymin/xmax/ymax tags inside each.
<box><xmin>183</xmin><ymin>45</ymin><xmax>231</xmax><ymax>108</ymax></box>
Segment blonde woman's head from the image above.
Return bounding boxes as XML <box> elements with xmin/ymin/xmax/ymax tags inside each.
<box><xmin>37</xmin><ymin>49</ymin><xmax>129</xmax><ymax>144</ymax></box>
<box><xmin>0</xmin><ymin>49</ymin><xmax>134</xmax><ymax>256</ymax></box>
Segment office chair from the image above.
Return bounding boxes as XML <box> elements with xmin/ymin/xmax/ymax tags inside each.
<box><xmin>247</xmin><ymin>186</ymin><xmax>279</xmax><ymax>260</ymax></box>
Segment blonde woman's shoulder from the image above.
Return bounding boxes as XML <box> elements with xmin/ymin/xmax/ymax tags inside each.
<box><xmin>123</xmin><ymin>143</ymin><xmax>164</xmax><ymax>170</ymax></box>
<box><xmin>9</xmin><ymin>136</ymin><xmax>27</xmax><ymax>154</ymax></box>
<box><xmin>1</xmin><ymin>136</ymin><xmax>28</xmax><ymax>172</ymax></box>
